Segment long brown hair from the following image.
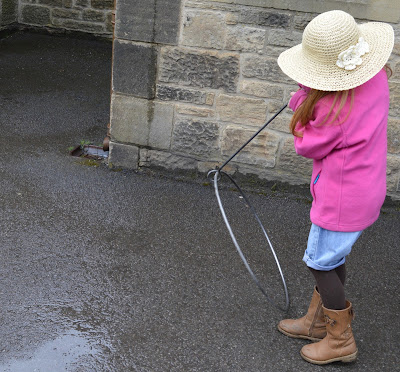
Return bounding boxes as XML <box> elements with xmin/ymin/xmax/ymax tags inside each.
<box><xmin>289</xmin><ymin>90</ymin><xmax>354</xmax><ymax>137</ymax></box>
<box><xmin>290</xmin><ymin>64</ymin><xmax>392</xmax><ymax>137</ymax></box>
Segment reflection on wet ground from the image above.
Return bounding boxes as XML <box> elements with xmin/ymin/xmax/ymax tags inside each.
<box><xmin>0</xmin><ymin>329</ymin><xmax>105</xmax><ymax>371</ymax></box>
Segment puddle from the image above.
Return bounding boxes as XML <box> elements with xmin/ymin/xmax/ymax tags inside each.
<box><xmin>70</xmin><ymin>145</ymin><xmax>109</xmax><ymax>160</ymax></box>
<box><xmin>0</xmin><ymin>330</ymin><xmax>102</xmax><ymax>372</ymax></box>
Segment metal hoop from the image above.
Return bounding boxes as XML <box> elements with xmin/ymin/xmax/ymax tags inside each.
<box><xmin>209</xmin><ymin>169</ymin><xmax>290</xmax><ymax>312</ymax></box>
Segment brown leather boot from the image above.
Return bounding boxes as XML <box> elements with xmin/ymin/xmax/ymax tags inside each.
<box><xmin>300</xmin><ymin>300</ymin><xmax>358</xmax><ymax>365</ymax></box>
<box><xmin>278</xmin><ymin>287</ymin><xmax>326</xmax><ymax>341</ymax></box>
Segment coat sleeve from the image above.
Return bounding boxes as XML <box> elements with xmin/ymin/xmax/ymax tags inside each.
<box><xmin>294</xmin><ymin>102</ymin><xmax>345</xmax><ymax>160</ymax></box>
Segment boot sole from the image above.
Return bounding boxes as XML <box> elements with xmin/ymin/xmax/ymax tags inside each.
<box><xmin>300</xmin><ymin>349</ymin><xmax>358</xmax><ymax>365</ymax></box>
<box><xmin>277</xmin><ymin>325</ymin><xmax>324</xmax><ymax>342</ymax></box>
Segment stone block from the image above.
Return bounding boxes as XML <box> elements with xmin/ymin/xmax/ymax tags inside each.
<box><xmin>108</xmin><ymin>142</ymin><xmax>139</xmax><ymax>170</ymax></box>
<box><xmin>91</xmin><ymin>0</ymin><xmax>113</xmax><ymax>9</ymax></box>
<box><xmin>242</xmin><ymin>55</ymin><xmax>294</xmax><ymax>85</ymax></box>
<box><xmin>239</xmin><ymin>8</ymin><xmax>291</xmax><ymax>28</ymax></box>
<box><xmin>268</xmin><ymin>29</ymin><xmax>302</xmax><ymax>48</ymax></box>
<box><xmin>1</xmin><ymin>0</ymin><xmax>18</xmax><ymax>24</ymax></box>
<box><xmin>51</xmin><ymin>18</ymin><xmax>105</xmax><ymax>32</ymax></box>
<box><xmin>239</xmin><ymin>80</ymin><xmax>284</xmax><ymax>99</ymax></box>
<box><xmin>171</xmin><ymin>118</ymin><xmax>220</xmax><ymax>157</ymax></box>
<box><xmin>225</xmin><ymin>25</ymin><xmax>266</xmax><ymax>53</ymax></box>
<box><xmin>110</xmin><ymin>94</ymin><xmax>174</xmax><ymax>150</ymax></box>
<box><xmin>216</xmin><ymin>94</ymin><xmax>267</xmax><ymax>125</ymax></box>
<box><xmin>63</xmin><ymin>0</ymin><xmax>73</xmax><ymax>7</ymax></box>
<box><xmin>105</xmin><ymin>11</ymin><xmax>113</xmax><ymax>33</ymax></box>
<box><xmin>221</xmin><ymin>125</ymin><xmax>280</xmax><ymax>168</ymax></box>
<box><xmin>387</xmin><ymin>155</ymin><xmax>400</xmax><ymax>194</ymax></box>
<box><xmin>38</xmin><ymin>0</ymin><xmax>63</xmax><ymax>6</ymax></box>
<box><xmin>75</xmin><ymin>0</ymin><xmax>89</xmax><ymax>6</ymax></box>
<box><xmin>82</xmin><ymin>9</ymin><xmax>106</xmax><ymax>22</ymax></box>
<box><xmin>112</xmin><ymin>40</ymin><xmax>157</xmax><ymax>98</ymax></box>
<box><xmin>110</xmin><ymin>94</ymin><xmax>151</xmax><ymax>146</ymax></box>
<box><xmin>52</xmin><ymin>8</ymin><xmax>81</xmax><ymax>20</ymax></box>
<box><xmin>159</xmin><ymin>47</ymin><xmax>239</xmax><ymax>93</ymax></box>
<box><xmin>277</xmin><ymin>136</ymin><xmax>312</xmax><ymax>179</ymax></box>
<box><xmin>388</xmin><ymin>118</ymin><xmax>400</xmax><ymax>154</ymax></box>
<box><xmin>115</xmin><ymin>0</ymin><xmax>181</xmax><ymax>45</ymax></box>
<box><xmin>148</xmin><ymin>102</ymin><xmax>174</xmax><ymax>150</ymax></box>
<box><xmin>156</xmin><ymin>85</ymin><xmax>214</xmax><ymax>106</ymax></box>
<box><xmin>139</xmin><ymin>149</ymin><xmax>198</xmax><ymax>170</ymax></box>
<box><xmin>176</xmin><ymin>105</ymin><xmax>215</xmax><ymax>118</ymax></box>
<box><xmin>182</xmin><ymin>10</ymin><xmax>226</xmax><ymax>49</ymax></box>
<box><xmin>21</xmin><ymin>5</ymin><xmax>51</xmax><ymax>25</ymax></box>
<box><xmin>268</xmin><ymin>115</ymin><xmax>291</xmax><ymax>134</ymax></box>
<box><xmin>293</xmin><ymin>13</ymin><xmax>315</xmax><ymax>30</ymax></box>
<box><xmin>258</xmin><ymin>10</ymin><xmax>291</xmax><ymax>28</ymax></box>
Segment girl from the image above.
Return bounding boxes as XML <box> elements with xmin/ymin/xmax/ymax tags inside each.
<box><xmin>276</xmin><ymin>10</ymin><xmax>394</xmax><ymax>365</ymax></box>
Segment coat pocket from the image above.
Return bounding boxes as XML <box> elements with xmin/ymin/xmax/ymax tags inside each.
<box><xmin>311</xmin><ymin>169</ymin><xmax>321</xmax><ymax>203</ymax></box>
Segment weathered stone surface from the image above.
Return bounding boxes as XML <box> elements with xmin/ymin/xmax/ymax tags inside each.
<box><xmin>38</xmin><ymin>0</ymin><xmax>63</xmax><ymax>6</ymax></box>
<box><xmin>225</xmin><ymin>25</ymin><xmax>266</xmax><ymax>53</ymax></box>
<box><xmin>21</xmin><ymin>5</ymin><xmax>51</xmax><ymax>25</ymax></box>
<box><xmin>63</xmin><ymin>0</ymin><xmax>73</xmax><ymax>7</ymax></box>
<box><xmin>171</xmin><ymin>118</ymin><xmax>220</xmax><ymax>157</ymax></box>
<box><xmin>239</xmin><ymin>8</ymin><xmax>291</xmax><ymax>28</ymax></box>
<box><xmin>52</xmin><ymin>18</ymin><xmax>105</xmax><ymax>32</ymax></box>
<box><xmin>112</xmin><ymin>40</ymin><xmax>157</xmax><ymax>98</ymax></box>
<box><xmin>159</xmin><ymin>47</ymin><xmax>239</xmax><ymax>93</ymax></box>
<box><xmin>108</xmin><ymin>142</ymin><xmax>139</xmax><ymax>170</ymax></box>
<box><xmin>388</xmin><ymin>118</ymin><xmax>400</xmax><ymax>154</ymax></box>
<box><xmin>176</xmin><ymin>105</ymin><xmax>215</xmax><ymax>118</ymax></box>
<box><xmin>156</xmin><ymin>85</ymin><xmax>214</xmax><ymax>106</ymax></box>
<box><xmin>389</xmin><ymin>81</ymin><xmax>400</xmax><ymax>117</ymax></box>
<box><xmin>115</xmin><ymin>0</ymin><xmax>181</xmax><ymax>45</ymax></box>
<box><xmin>211</xmin><ymin>0</ymin><xmax>400</xmax><ymax>23</ymax></box>
<box><xmin>278</xmin><ymin>137</ymin><xmax>313</xmax><ymax>179</ymax></box>
<box><xmin>387</xmin><ymin>155</ymin><xmax>400</xmax><ymax>194</ymax></box>
<box><xmin>139</xmin><ymin>149</ymin><xmax>198</xmax><ymax>170</ymax></box>
<box><xmin>258</xmin><ymin>10</ymin><xmax>291</xmax><ymax>27</ymax></box>
<box><xmin>75</xmin><ymin>0</ymin><xmax>89</xmax><ymax>7</ymax></box>
<box><xmin>268</xmin><ymin>115</ymin><xmax>291</xmax><ymax>134</ymax></box>
<box><xmin>182</xmin><ymin>10</ymin><xmax>226</xmax><ymax>49</ymax></box>
<box><xmin>242</xmin><ymin>55</ymin><xmax>294</xmax><ymax>84</ymax></box>
<box><xmin>221</xmin><ymin>125</ymin><xmax>280</xmax><ymax>167</ymax></box>
<box><xmin>110</xmin><ymin>94</ymin><xmax>174</xmax><ymax>150</ymax></box>
<box><xmin>91</xmin><ymin>0</ymin><xmax>113</xmax><ymax>9</ymax></box>
<box><xmin>52</xmin><ymin>8</ymin><xmax>80</xmax><ymax>20</ymax></box>
<box><xmin>82</xmin><ymin>9</ymin><xmax>106</xmax><ymax>22</ymax></box>
<box><xmin>293</xmin><ymin>12</ymin><xmax>315</xmax><ymax>30</ymax></box>
<box><xmin>268</xmin><ymin>29</ymin><xmax>302</xmax><ymax>47</ymax></box>
<box><xmin>240</xmin><ymin>80</ymin><xmax>284</xmax><ymax>98</ymax></box>
<box><xmin>1</xmin><ymin>0</ymin><xmax>18</xmax><ymax>25</ymax></box>
<box><xmin>216</xmin><ymin>94</ymin><xmax>267</xmax><ymax>125</ymax></box>
<box><xmin>148</xmin><ymin>102</ymin><xmax>174</xmax><ymax>150</ymax></box>
<box><xmin>110</xmin><ymin>94</ymin><xmax>151</xmax><ymax>146</ymax></box>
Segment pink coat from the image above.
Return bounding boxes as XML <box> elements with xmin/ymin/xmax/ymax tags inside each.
<box><xmin>290</xmin><ymin>69</ymin><xmax>389</xmax><ymax>232</ymax></box>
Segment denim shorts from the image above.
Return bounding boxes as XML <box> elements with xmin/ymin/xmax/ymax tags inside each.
<box><xmin>303</xmin><ymin>224</ymin><xmax>363</xmax><ymax>271</ymax></box>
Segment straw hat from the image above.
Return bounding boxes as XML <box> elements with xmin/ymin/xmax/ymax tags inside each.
<box><xmin>277</xmin><ymin>10</ymin><xmax>394</xmax><ymax>91</ymax></box>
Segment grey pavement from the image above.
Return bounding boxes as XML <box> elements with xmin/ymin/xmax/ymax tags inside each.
<box><xmin>0</xmin><ymin>32</ymin><xmax>399</xmax><ymax>372</ymax></box>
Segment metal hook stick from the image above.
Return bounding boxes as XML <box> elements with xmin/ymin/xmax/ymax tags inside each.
<box><xmin>217</xmin><ymin>103</ymin><xmax>287</xmax><ymax>173</ymax></box>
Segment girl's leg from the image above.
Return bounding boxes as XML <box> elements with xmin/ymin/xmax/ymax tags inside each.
<box><xmin>308</xmin><ymin>267</ymin><xmax>346</xmax><ymax>310</ymax></box>
<box><xmin>335</xmin><ymin>263</ymin><xmax>346</xmax><ymax>286</ymax></box>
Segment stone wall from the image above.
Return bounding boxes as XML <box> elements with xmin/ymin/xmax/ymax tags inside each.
<box><xmin>18</xmin><ymin>0</ymin><xmax>114</xmax><ymax>35</ymax></box>
<box><xmin>108</xmin><ymin>0</ymin><xmax>400</xmax><ymax>200</ymax></box>
<box><xmin>0</xmin><ymin>0</ymin><xmax>18</xmax><ymax>28</ymax></box>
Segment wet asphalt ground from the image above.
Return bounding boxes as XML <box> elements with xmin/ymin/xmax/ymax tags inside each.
<box><xmin>0</xmin><ymin>32</ymin><xmax>399</xmax><ymax>372</ymax></box>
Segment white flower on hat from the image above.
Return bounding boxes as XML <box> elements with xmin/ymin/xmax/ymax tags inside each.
<box><xmin>336</xmin><ymin>37</ymin><xmax>370</xmax><ymax>70</ymax></box>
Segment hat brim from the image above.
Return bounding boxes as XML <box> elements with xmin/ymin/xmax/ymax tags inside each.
<box><xmin>277</xmin><ymin>22</ymin><xmax>394</xmax><ymax>91</ymax></box>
